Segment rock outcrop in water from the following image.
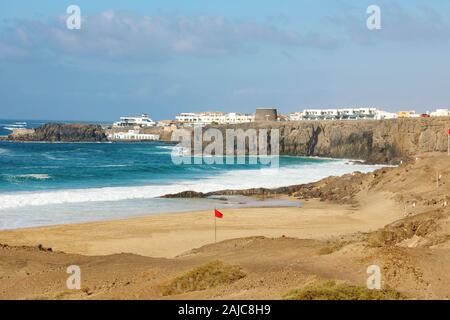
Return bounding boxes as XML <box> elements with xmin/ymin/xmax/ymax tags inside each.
<box><xmin>162</xmin><ymin>173</ymin><xmax>367</xmax><ymax>201</ymax></box>
<box><xmin>9</xmin><ymin>123</ymin><xmax>107</xmax><ymax>142</ymax></box>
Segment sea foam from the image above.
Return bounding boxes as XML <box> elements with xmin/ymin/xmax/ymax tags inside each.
<box><xmin>0</xmin><ymin>161</ymin><xmax>384</xmax><ymax>210</ymax></box>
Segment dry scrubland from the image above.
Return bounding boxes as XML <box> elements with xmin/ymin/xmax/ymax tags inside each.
<box><xmin>1</xmin><ymin>153</ymin><xmax>450</xmax><ymax>299</ymax></box>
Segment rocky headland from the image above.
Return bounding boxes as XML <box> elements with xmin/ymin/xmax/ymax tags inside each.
<box><xmin>195</xmin><ymin>117</ymin><xmax>450</xmax><ymax>165</ymax></box>
<box><xmin>8</xmin><ymin>123</ymin><xmax>107</xmax><ymax>142</ymax></box>
<box><xmin>6</xmin><ymin>123</ymin><xmax>174</xmax><ymax>143</ymax></box>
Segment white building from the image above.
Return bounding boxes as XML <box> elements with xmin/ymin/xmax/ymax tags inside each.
<box><xmin>430</xmin><ymin>109</ymin><xmax>450</xmax><ymax>117</ymax></box>
<box><xmin>224</xmin><ymin>112</ymin><xmax>255</xmax><ymax>124</ymax></box>
<box><xmin>374</xmin><ymin>110</ymin><xmax>397</xmax><ymax>120</ymax></box>
<box><xmin>175</xmin><ymin>112</ymin><xmax>254</xmax><ymax>126</ymax></box>
<box><xmin>113</xmin><ymin>114</ymin><xmax>156</xmax><ymax>127</ymax></box>
<box><xmin>289</xmin><ymin>108</ymin><xmax>396</xmax><ymax>121</ymax></box>
<box><xmin>397</xmin><ymin>110</ymin><xmax>418</xmax><ymax>118</ymax></box>
<box><xmin>156</xmin><ymin>120</ymin><xmax>176</xmax><ymax>127</ymax></box>
<box><xmin>288</xmin><ymin>112</ymin><xmax>303</xmax><ymax>121</ymax></box>
<box><xmin>108</xmin><ymin>130</ymin><xmax>159</xmax><ymax>141</ymax></box>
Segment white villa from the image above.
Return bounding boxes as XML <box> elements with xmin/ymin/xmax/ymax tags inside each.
<box><xmin>430</xmin><ymin>109</ymin><xmax>450</xmax><ymax>117</ymax></box>
<box><xmin>175</xmin><ymin>112</ymin><xmax>255</xmax><ymax>126</ymax></box>
<box><xmin>288</xmin><ymin>112</ymin><xmax>303</xmax><ymax>121</ymax></box>
<box><xmin>113</xmin><ymin>114</ymin><xmax>156</xmax><ymax>127</ymax></box>
<box><xmin>289</xmin><ymin>108</ymin><xmax>397</xmax><ymax>121</ymax></box>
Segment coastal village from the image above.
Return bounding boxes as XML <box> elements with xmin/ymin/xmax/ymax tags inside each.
<box><xmin>3</xmin><ymin>107</ymin><xmax>450</xmax><ymax>143</ymax></box>
<box><xmin>105</xmin><ymin>107</ymin><xmax>450</xmax><ymax>141</ymax></box>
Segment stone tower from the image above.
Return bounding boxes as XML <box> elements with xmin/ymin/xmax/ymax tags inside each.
<box><xmin>255</xmin><ymin>108</ymin><xmax>278</xmax><ymax>122</ymax></box>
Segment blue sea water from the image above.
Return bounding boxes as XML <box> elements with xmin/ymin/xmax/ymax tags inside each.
<box><xmin>0</xmin><ymin>119</ymin><xmax>45</xmax><ymax>136</ymax></box>
<box><xmin>0</xmin><ymin>119</ymin><xmax>385</xmax><ymax>229</ymax></box>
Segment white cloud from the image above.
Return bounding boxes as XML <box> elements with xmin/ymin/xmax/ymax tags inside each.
<box><xmin>0</xmin><ymin>11</ymin><xmax>338</xmax><ymax>62</ymax></box>
<box><xmin>329</xmin><ymin>3</ymin><xmax>450</xmax><ymax>45</ymax></box>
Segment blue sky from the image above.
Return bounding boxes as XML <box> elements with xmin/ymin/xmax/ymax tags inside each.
<box><xmin>1</xmin><ymin>0</ymin><xmax>450</xmax><ymax>121</ymax></box>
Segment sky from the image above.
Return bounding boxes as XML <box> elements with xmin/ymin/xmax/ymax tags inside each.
<box><xmin>1</xmin><ymin>0</ymin><xmax>450</xmax><ymax>121</ymax></box>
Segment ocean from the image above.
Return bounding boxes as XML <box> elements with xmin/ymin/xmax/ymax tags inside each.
<box><xmin>0</xmin><ymin>119</ymin><xmax>384</xmax><ymax>230</ymax></box>
<box><xmin>0</xmin><ymin>119</ymin><xmax>46</xmax><ymax>136</ymax></box>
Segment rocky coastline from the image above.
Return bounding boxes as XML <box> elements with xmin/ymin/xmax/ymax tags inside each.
<box><xmin>5</xmin><ymin>118</ymin><xmax>450</xmax><ymax>164</ymax></box>
<box><xmin>198</xmin><ymin>117</ymin><xmax>450</xmax><ymax>165</ymax></box>
<box><xmin>163</xmin><ymin>117</ymin><xmax>450</xmax><ymax>200</ymax></box>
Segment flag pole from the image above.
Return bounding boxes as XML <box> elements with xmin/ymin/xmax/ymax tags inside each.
<box><xmin>447</xmin><ymin>128</ymin><xmax>450</xmax><ymax>156</ymax></box>
<box><xmin>213</xmin><ymin>208</ymin><xmax>223</xmax><ymax>243</ymax></box>
<box><xmin>437</xmin><ymin>172</ymin><xmax>440</xmax><ymax>190</ymax></box>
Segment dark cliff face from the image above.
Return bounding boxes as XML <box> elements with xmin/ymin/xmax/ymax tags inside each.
<box><xmin>9</xmin><ymin>123</ymin><xmax>107</xmax><ymax>142</ymax></box>
<box><xmin>186</xmin><ymin>117</ymin><xmax>450</xmax><ymax>164</ymax></box>
<box><xmin>278</xmin><ymin>118</ymin><xmax>449</xmax><ymax>164</ymax></box>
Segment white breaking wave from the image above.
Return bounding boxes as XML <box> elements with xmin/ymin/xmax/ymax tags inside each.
<box><xmin>1</xmin><ymin>124</ymin><xmax>25</xmax><ymax>127</ymax></box>
<box><xmin>152</xmin><ymin>145</ymin><xmax>177</xmax><ymax>155</ymax></box>
<box><xmin>0</xmin><ymin>161</ymin><xmax>385</xmax><ymax>210</ymax></box>
<box><xmin>3</xmin><ymin>127</ymin><xmax>20</xmax><ymax>131</ymax></box>
<box><xmin>84</xmin><ymin>164</ymin><xmax>130</xmax><ymax>168</ymax></box>
<box><xmin>3</xmin><ymin>174</ymin><xmax>51</xmax><ymax>182</ymax></box>
<box><xmin>16</xmin><ymin>174</ymin><xmax>51</xmax><ymax>180</ymax></box>
<box><xmin>1</xmin><ymin>123</ymin><xmax>26</xmax><ymax>132</ymax></box>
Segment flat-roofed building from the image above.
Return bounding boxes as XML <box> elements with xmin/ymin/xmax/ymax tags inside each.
<box><xmin>288</xmin><ymin>112</ymin><xmax>304</xmax><ymax>121</ymax></box>
<box><xmin>290</xmin><ymin>107</ymin><xmax>396</xmax><ymax>121</ymax></box>
<box><xmin>374</xmin><ymin>110</ymin><xmax>397</xmax><ymax>120</ymax></box>
<box><xmin>430</xmin><ymin>109</ymin><xmax>450</xmax><ymax>117</ymax></box>
<box><xmin>108</xmin><ymin>130</ymin><xmax>159</xmax><ymax>141</ymax></box>
<box><xmin>397</xmin><ymin>111</ymin><xmax>417</xmax><ymax>118</ymax></box>
<box><xmin>175</xmin><ymin>112</ymin><xmax>254</xmax><ymax>126</ymax></box>
<box><xmin>301</xmin><ymin>107</ymin><xmax>376</xmax><ymax>120</ymax></box>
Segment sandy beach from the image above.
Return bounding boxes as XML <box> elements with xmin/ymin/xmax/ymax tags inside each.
<box><xmin>0</xmin><ymin>194</ymin><xmax>403</xmax><ymax>258</ymax></box>
<box><xmin>1</xmin><ymin>154</ymin><xmax>450</xmax><ymax>300</ymax></box>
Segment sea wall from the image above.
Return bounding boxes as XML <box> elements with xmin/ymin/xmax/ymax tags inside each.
<box><xmin>9</xmin><ymin>124</ymin><xmax>107</xmax><ymax>142</ymax></box>
<box><xmin>190</xmin><ymin>117</ymin><xmax>450</xmax><ymax>164</ymax></box>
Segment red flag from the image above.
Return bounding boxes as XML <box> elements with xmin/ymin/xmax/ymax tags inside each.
<box><xmin>448</xmin><ymin>129</ymin><xmax>450</xmax><ymax>135</ymax></box>
<box><xmin>214</xmin><ymin>209</ymin><xmax>223</xmax><ymax>219</ymax></box>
